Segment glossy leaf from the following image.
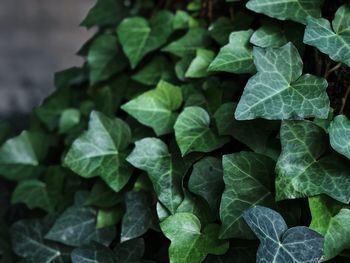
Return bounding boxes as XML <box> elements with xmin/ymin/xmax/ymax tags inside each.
<box><xmin>64</xmin><ymin>111</ymin><xmax>132</xmax><ymax>192</ymax></box>
<box><xmin>160</xmin><ymin>213</ymin><xmax>229</xmax><ymax>263</ymax></box>
<box><xmin>121</xmin><ymin>80</ymin><xmax>183</xmax><ymax>136</ymax></box>
<box><xmin>243</xmin><ymin>206</ymin><xmax>324</xmax><ymax>263</ymax></box>
<box><xmin>209</xmin><ymin>30</ymin><xmax>255</xmax><ymax>74</ymax></box>
<box><xmin>309</xmin><ymin>195</ymin><xmax>350</xmax><ymax>260</ymax></box>
<box><xmin>276</xmin><ymin>121</ymin><xmax>350</xmax><ymax>203</ymax></box>
<box><xmin>117</xmin><ymin>11</ymin><xmax>174</xmax><ymax>68</ymax></box>
<box><xmin>127</xmin><ymin>138</ymin><xmax>185</xmax><ymax>214</ymax></box>
<box><xmin>235</xmin><ymin>43</ymin><xmax>329</xmax><ymax>120</ymax></box>
<box><xmin>185</xmin><ymin>48</ymin><xmax>215</xmax><ymax>78</ymax></box>
<box><xmin>329</xmin><ymin>115</ymin><xmax>350</xmax><ymax>160</ymax></box>
<box><xmin>304</xmin><ymin>5</ymin><xmax>350</xmax><ymax>67</ymax></box>
<box><xmin>174</xmin><ymin>107</ymin><xmax>228</xmax><ymax>156</ymax></box>
<box><xmin>246</xmin><ymin>0</ymin><xmax>323</xmax><ymax>24</ymax></box>
<box><xmin>220</xmin><ymin>152</ymin><xmax>275</xmax><ymax>239</ymax></box>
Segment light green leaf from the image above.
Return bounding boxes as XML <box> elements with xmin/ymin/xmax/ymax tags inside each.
<box><xmin>96</xmin><ymin>205</ymin><xmax>123</xmax><ymax>229</ymax></box>
<box><xmin>304</xmin><ymin>5</ymin><xmax>350</xmax><ymax>67</ymax></box>
<box><xmin>173</xmin><ymin>10</ymin><xmax>191</xmax><ymax>30</ymax></box>
<box><xmin>0</xmin><ymin>131</ymin><xmax>53</xmax><ymax>181</ymax></box>
<box><xmin>246</xmin><ymin>0</ymin><xmax>323</xmax><ymax>24</ymax></box>
<box><xmin>45</xmin><ymin>192</ymin><xmax>115</xmax><ymax>247</ymax></box>
<box><xmin>188</xmin><ymin>157</ymin><xmax>224</xmax><ymax>213</ymax></box>
<box><xmin>185</xmin><ymin>48</ymin><xmax>215</xmax><ymax>78</ymax></box>
<box><xmin>209</xmin><ymin>30</ymin><xmax>255</xmax><ymax>74</ymax></box>
<box><xmin>162</xmin><ymin>27</ymin><xmax>211</xmax><ymax>58</ymax></box>
<box><xmin>174</xmin><ymin>106</ymin><xmax>228</xmax><ymax>156</ymax></box>
<box><xmin>80</xmin><ymin>0</ymin><xmax>129</xmax><ymax>28</ymax></box>
<box><xmin>214</xmin><ymin>103</ymin><xmax>280</xmax><ymax>158</ymax></box>
<box><xmin>276</xmin><ymin>120</ymin><xmax>350</xmax><ymax>203</ymax></box>
<box><xmin>71</xmin><ymin>243</ymin><xmax>117</xmax><ymax>263</ymax></box>
<box><xmin>117</xmin><ymin>11</ymin><xmax>174</xmax><ymax>68</ymax></box>
<box><xmin>87</xmin><ymin>34</ymin><xmax>128</xmax><ymax>84</ymax></box>
<box><xmin>160</xmin><ymin>213</ymin><xmax>229</xmax><ymax>263</ymax></box>
<box><xmin>121</xmin><ymin>80</ymin><xmax>183</xmax><ymax>136</ymax></box>
<box><xmin>11</xmin><ymin>180</ymin><xmax>54</xmax><ymax>213</ymax></box>
<box><xmin>11</xmin><ymin>218</ymin><xmax>71</xmax><ymax>262</ymax></box>
<box><xmin>127</xmin><ymin>138</ymin><xmax>185</xmax><ymax>214</ymax></box>
<box><xmin>220</xmin><ymin>152</ymin><xmax>275</xmax><ymax>239</ymax></box>
<box><xmin>329</xmin><ymin>115</ymin><xmax>350</xmax><ymax>159</ymax></box>
<box><xmin>235</xmin><ymin>43</ymin><xmax>329</xmax><ymax>120</ymax></box>
<box><xmin>132</xmin><ymin>55</ymin><xmax>173</xmax><ymax>85</ymax></box>
<box><xmin>309</xmin><ymin>195</ymin><xmax>350</xmax><ymax>260</ymax></box>
<box><xmin>121</xmin><ymin>191</ymin><xmax>154</xmax><ymax>242</ymax></box>
<box><xmin>64</xmin><ymin>111</ymin><xmax>132</xmax><ymax>192</ymax></box>
<box><xmin>58</xmin><ymin>108</ymin><xmax>81</xmax><ymax>134</ymax></box>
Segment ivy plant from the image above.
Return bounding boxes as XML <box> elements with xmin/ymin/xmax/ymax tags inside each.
<box><xmin>1</xmin><ymin>0</ymin><xmax>350</xmax><ymax>262</ymax></box>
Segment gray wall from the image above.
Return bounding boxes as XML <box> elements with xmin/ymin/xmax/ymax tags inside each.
<box><xmin>0</xmin><ymin>0</ymin><xmax>95</xmax><ymax>119</ymax></box>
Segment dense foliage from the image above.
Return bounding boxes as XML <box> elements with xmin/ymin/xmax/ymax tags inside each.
<box><xmin>1</xmin><ymin>0</ymin><xmax>350</xmax><ymax>262</ymax></box>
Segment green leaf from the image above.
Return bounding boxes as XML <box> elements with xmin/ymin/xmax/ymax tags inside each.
<box><xmin>250</xmin><ymin>20</ymin><xmax>304</xmax><ymax>49</ymax></box>
<box><xmin>11</xmin><ymin>218</ymin><xmax>70</xmax><ymax>262</ymax></box>
<box><xmin>276</xmin><ymin>120</ymin><xmax>350</xmax><ymax>203</ymax></box>
<box><xmin>132</xmin><ymin>55</ymin><xmax>173</xmax><ymax>85</ymax></box>
<box><xmin>174</xmin><ymin>106</ymin><xmax>228</xmax><ymax>156</ymax></box>
<box><xmin>114</xmin><ymin>238</ymin><xmax>145</xmax><ymax>262</ymax></box>
<box><xmin>87</xmin><ymin>34</ymin><xmax>128</xmax><ymax>84</ymax></box>
<box><xmin>121</xmin><ymin>191</ymin><xmax>154</xmax><ymax>242</ymax></box>
<box><xmin>45</xmin><ymin>192</ymin><xmax>115</xmax><ymax>247</ymax></box>
<box><xmin>309</xmin><ymin>195</ymin><xmax>350</xmax><ymax>260</ymax></box>
<box><xmin>329</xmin><ymin>115</ymin><xmax>350</xmax><ymax>159</ymax></box>
<box><xmin>304</xmin><ymin>5</ymin><xmax>350</xmax><ymax>67</ymax></box>
<box><xmin>160</xmin><ymin>213</ymin><xmax>229</xmax><ymax>263</ymax></box>
<box><xmin>188</xmin><ymin>157</ymin><xmax>224</xmax><ymax>213</ymax></box>
<box><xmin>86</xmin><ymin>180</ymin><xmax>123</xmax><ymax>208</ymax></box>
<box><xmin>58</xmin><ymin>108</ymin><xmax>81</xmax><ymax>134</ymax></box>
<box><xmin>0</xmin><ymin>131</ymin><xmax>53</xmax><ymax>181</ymax></box>
<box><xmin>64</xmin><ymin>111</ymin><xmax>132</xmax><ymax>192</ymax></box>
<box><xmin>117</xmin><ymin>11</ymin><xmax>174</xmax><ymax>68</ymax></box>
<box><xmin>220</xmin><ymin>152</ymin><xmax>275</xmax><ymax>239</ymax></box>
<box><xmin>71</xmin><ymin>243</ymin><xmax>117</xmax><ymax>263</ymax></box>
<box><xmin>121</xmin><ymin>80</ymin><xmax>183</xmax><ymax>136</ymax></box>
<box><xmin>127</xmin><ymin>138</ymin><xmax>185</xmax><ymax>214</ymax></box>
<box><xmin>214</xmin><ymin>103</ymin><xmax>280</xmax><ymax>158</ymax></box>
<box><xmin>209</xmin><ymin>30</ymin><xmax>255</xmax><ymax>74</ymax></box>
<box><xmin>235</xmin><ymin>43</ymin><xmax>329</xmax><ymax>120</ymax></box>
<box><xmin>185</xmin><ymin>48</ymin><xmax>215</xmax><ymax>78</ymax></box>
<box><xmin>162</xmin><ymin>27</ymin><xmax>211</xmax><ymax>58</ymax></box>
<box><xmin>96</xmin><ymin>205</ymin><xmax>123</xmax><ymax>229</ymax></box>
<box><xmin>205</xmin><ymin>247</ymin><xmax>257</xmax><ymax>263</ymax></box>
<box><xmin>81</xmin><ymin>0</ymin><xmax>129</xmax><ymax>28</ymax></box>
<box><xmin>246</xmin><ymin>0</ymin><xmax>323</xmax><ymax>24</ymax></box>
<box><xmin>244</xmin><ymin>206</ymin><xmax>324</xmax><ymax>263</ymax></box>
<box><xmin>11</xmin><ymin>179</ymin><xmax>54</xmax><ymax>213</ymax></box>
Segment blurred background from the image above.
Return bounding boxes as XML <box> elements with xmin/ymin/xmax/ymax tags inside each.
<box><xmin>0</xmin><ymin>0</ymin><xmax>95</xmax><ymax>129</ymax></box>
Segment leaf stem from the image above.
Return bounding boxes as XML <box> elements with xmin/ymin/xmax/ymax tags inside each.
<box><xmin>324</xmin><ymin>62</ymin><xmax>342</xmax><ymax>79</ymax></box>
<box><xmin>340</xmin><ymin>84</ymin><xmax>350</xmax><ymax>115</ymax></box>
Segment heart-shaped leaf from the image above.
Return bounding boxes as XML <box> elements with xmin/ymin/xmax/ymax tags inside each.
<box><xmin>64</xmin><ymin>111</ymin><xmax>132</xmax><ymax>192</ymax></box>
<box><xmin>209</xmin><ymin>30</ymin><xmax>255</xmax><ymax>74</ymax></box>
<box><xmin>329</xmin><ymin>115</ymin><xmax>350</xmax><ymax>160</ymax></box>
<box><xmin>160</xmin><ymin>213</ymin><xmax>229</xmax><ymax>263</ymax></box>
<box><xmin>185</xmin><ymin>48</ymin><xmax>215</xmax><ymax>78</ymax></box>
<box><xmin>127</xmin><ymin>138</ymin><xmax>185</xmax><ymax>214</ymax></box>
<box><xmin>235</xmin><ymin>43</ymin><xmax>329</xmax><ymax>120</ymax></box>
<box><xmin>276</xmin><ymin>120</ymin><xmax>350</xmax><ymax>203</ymax></box>
<box><xmin>309</xmin><ymin>195</ymin><xmax>350</xmax><ymax>260</ymax></box>
<box><xmin>121</xmin><ymin>80</ymin><xmax>183</xmax><ymax>136</ymax></box>
<box><xmin>117</xmin><ymin>11</ymin><xmax>174</xmax><ymax>68</ymax></box>
<box><xmin>220</xmin><ymin>152</ymin><xmax>275</xmax><ymax>239</ymax></box>
<box><xmin>246</xmin><ymin>0</ymin><xmax>323</xmax><ymax>24</ymax></box>
<box><xmin>243</xmin><ymin>205</ymin><xmax>324</xmax><ymax>263</ymax></box>
<box><xmin>304</xmin><ymin>5</ymin><xmax>350</xmax><ymax>67</ymax></box>
<box><xmin>174</xmin><ymin>106</ymin><xmax>228</xmax><ymax>156</ymax></box>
